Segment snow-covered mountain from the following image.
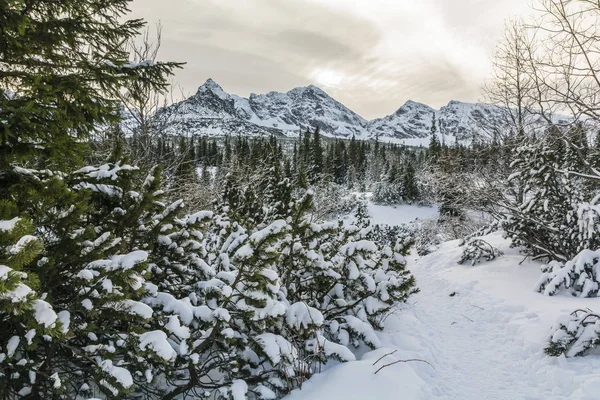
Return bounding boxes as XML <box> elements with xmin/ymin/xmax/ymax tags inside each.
<box><xmin>158</xmin><ymin>78</ymin><xmax>514</xmax><ymax>143</ymax></box>
<box><xmin>368</xmin><ymin>100</ymin><xmax>436</xmax><ymax>139</ymax></box>
<box><xmin>161</xmin><ymin>79</ymin><xmax>368</xmax><ymax>139</ymax></box>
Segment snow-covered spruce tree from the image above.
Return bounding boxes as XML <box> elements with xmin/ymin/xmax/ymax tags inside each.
<box><xmin>0</xmin><ymin>202</ymin><xmax>65</xmax><ymax>398</ymax></box>
<box><xmin>1</xmin><ymin>1</ymin><xmax>179</xmax><ymax>394</ymax></box>
<box><xmin>372</xmin><ymin>181</ymin><xmax>404</xmax><ymax>205</ymax></box>
<box><xmin>0</xmin><ymin>163</ymin><xmax>140</xmax><ymax>398</ymax></box>
<box><xmin>372</xmin><ymin>162</ymin><xmax>404</xmax><ymax>205</ymax></box>
<box><xmin>504</xmin><ymin>129</ymin><xmax>589</xmax><ymax>262</ymax></box>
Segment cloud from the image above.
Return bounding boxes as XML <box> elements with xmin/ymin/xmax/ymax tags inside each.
<box><xmin>274</xmin><ymin>30</ymin><xmax>363</xmax><ymax>61</ymax></box>
<box><xmin>130</xmin><ymin>0</ymin><xmax>532</xmax><ymax>119</ymax></box>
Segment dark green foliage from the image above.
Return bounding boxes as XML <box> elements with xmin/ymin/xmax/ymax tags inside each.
<box><xmin>0</xmin><ymin>0</ymin><xmax>181</xmax><ymax>173</ymax></box>
<box><xmin>457</xmin><ymin>239</ymin><xmax>503</xmax><ymax>266</ymax></box>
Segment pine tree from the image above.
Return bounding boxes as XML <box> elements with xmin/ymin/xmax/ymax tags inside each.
<box><xmin>296</xmin><ymin>161</ymin><xmax>309</xmax><ymax>190</ymax></box>
<box><xmin>0</xmin><ymin>1</ymin><xmax>180</xmax><ymax>396</ymax></box>
<box><xmin>0</xmin><ymin>0</ymin><xmax>180</xmax><ymax>175</ymax></box>
<box><xmin>504</xmin><ymin>127</ymin><xmax>590</xmax><ymax>261</ymax></box>
<box><xmin>402</xmin><ymin>162</ymin><xmax>419</xmax><ymax>202</ymax></box>
<box><xmin>311</xmin><ymin>127</ymin><xmax>324</xmax><ymax>181</ymax></box>
<box><xmin>428</xmin><ymin>134</ymin><xmax>442</xmax><ymax>163</ymax></box>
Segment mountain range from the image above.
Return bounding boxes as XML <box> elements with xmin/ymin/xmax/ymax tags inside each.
<box><xmin>158</xmin><ymin>78</ymin><xmax>511</xmax><ymax>144</ymax></box>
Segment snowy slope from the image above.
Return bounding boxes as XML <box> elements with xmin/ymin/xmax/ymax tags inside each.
<box><xmin>436</xmin><ymin>100</ymin><xmax>507</xmax><ymax>140</ymax></box>
<box><xmin>368</xmin><ymin>100</ymin><xmax>514</xmax><ymax>142</ymax></box>
<box><xmin>249</xmin><ymin>85</ymin><xmax>368</xmax><ymax>137</ymax></box>
<box><xmin>154</xmin><ymin>79</ymin><xmax>523</xmax><ymax>144</ymax></box>
<box><xmin>284</xmin><ymin>206</ymin><xmax>600</xmax><ymax>400</ymax></box>
<box><xmin>368</xmin><ymin>100</ymin><xmax>436</xmax><ymax>139</ymax></box>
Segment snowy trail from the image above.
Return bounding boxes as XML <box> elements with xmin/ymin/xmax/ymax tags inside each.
<box><xmin>286</xmin><ymin>234</ymin><xmax>600</xmax><ymax>400</ymax></box>
<box><xmin>406</xmin><ymin>248</ymin><xmax>555</xmax><ymax>400</ymax></box>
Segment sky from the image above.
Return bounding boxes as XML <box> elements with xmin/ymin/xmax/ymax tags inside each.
<box><xmin>130</xmin><ymin>0</ymin><xmax>532</xmax><ymax>119</ymax></box>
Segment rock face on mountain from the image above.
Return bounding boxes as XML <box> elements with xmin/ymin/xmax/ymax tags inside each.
<box><xmin>368</xmin><ymin>100</ymin><xmax>436</xmax><ymax>139</ymax></box>
<box><xmin>158</xmin><ymin>78</ymin><xmax>511</xmax><ymax>142</ymax></box>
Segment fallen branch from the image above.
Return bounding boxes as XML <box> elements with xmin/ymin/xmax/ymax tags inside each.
<box><xmin>372</xmin><ymin>349</ymin><xmax>398</xmax><ymax>366</ymax></box>
<box><xmin>374</xmin><ymin>358</ymin><xmax>434</xmax><ymax>374</ymax></box>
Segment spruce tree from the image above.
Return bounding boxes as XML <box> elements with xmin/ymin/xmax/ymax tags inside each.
<box><xmin>0</xmin><ymin>0</ymin><xmax>180</xmax><ymax>175</ymax></box>
<box><xmin>311</xmin><ymin>127</ymin><xmax>324</xmax><ymax>181</ymax></box>
<box><xmin>402</xmin><ymin>162</ymin><xmax>419</xmax><ymax>201</ymax></box>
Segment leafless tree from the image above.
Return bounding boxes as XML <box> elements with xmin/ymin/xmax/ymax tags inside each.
<box><xmin>531</xmin><ymin>0</ymin><xmax>600</xmax><ymax>121</ymax></box>
<box><xmin>484</xmin><ymin>19</ymin><xmax>542</xmax><ymax>140</ymax></box>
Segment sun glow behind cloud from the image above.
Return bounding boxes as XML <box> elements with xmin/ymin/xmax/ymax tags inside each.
<box><xmin>131</xmin><ymin>0</ymin><xmax>533</xmax><ymax>118</ymax></box>
<box><xmin>311</xmin><ymin>68</ymin><xmax>344</xmax><ymax>88</ymax></box>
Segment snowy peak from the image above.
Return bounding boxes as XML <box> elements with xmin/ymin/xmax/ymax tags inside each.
<box><xmin>395</xmin><ymin>100</ymin><xmax>433</xmax><ymax>115</ymax></box>
<box><xmin>198</xmin><ymin>78</ymin><xmax>221</xmax><ymax>92</ymax></box>
<box><xmin>197</xmin><ymin>78</ymin><xmax>229</xmax><ymax>100</ymax></box>
<box><xmin>369</xmin><ymin>100</ymin><xmax>436</xmax><ymax>139</ymax></box>
<box><xmin>159</xmin><ymin>78</ymin><xmax>513</xmax><ymax>143</ymax></box>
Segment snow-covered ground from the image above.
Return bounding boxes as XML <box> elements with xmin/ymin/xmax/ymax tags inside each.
<box><xmin>367</xmin><ymin>203</ymin><xmax>439</xmax><ymax>226</ymax></box>
<box><xmin>284</xmin><ymin>210</ymin><xmax>600</xmax><ymax>399</ymax></box>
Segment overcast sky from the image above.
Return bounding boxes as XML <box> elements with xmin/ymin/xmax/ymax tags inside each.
<box><xmin>130</xmin><ymin>0</ymin><xmax>532</xmax><ymax>119</ymax></box>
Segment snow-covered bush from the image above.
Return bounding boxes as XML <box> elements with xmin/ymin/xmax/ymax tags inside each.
<box><xmin>545</xmin><ymin>309</ymin><xmax>600</xmax><ymax>357</ymax></box>
<box><xmin>534</xmin><ymin>249</ymin><xmax>600</xmax><ymax>297</ymax></box>
<box><xmin>372</xmin><ymin>181</ymin><xmax>403</xmax><ymax>205</ymax></box>
<box><xmin>415</xmin><ymin>213</ymin><xmax>489</xmax><ymax>257</ymax></box>
<box><xmin>458</xmin><ymin>239</ymin><xmax>503</xmax><ymax>266</ymax></box>
<box><xmin>278</xmin><ymin>197</ymin><xmax>418</xmax><ymax>354</ymax></box>
<box><xmin>368</xmin><ymin>224</ymin><xmax>415</xmax><ymax>252</ymax></box>
<box><xmin>463</xmin><ymin>221</ymin><xmax>501</xmax><ymax>241</ymax></box>
<box><xmin>414</xmin><ymin>218</ymin><xmax>444</xmax><ymax>256</ymax></box>
<box><xmin>311</xmin><ymin>181</ymin><xmax>360</xmax><ymax>220</ymax></box>
<box><xmin>351</xmin><ymin>202</ymin><xmax>415</xmax><ymax>252</ymax></box>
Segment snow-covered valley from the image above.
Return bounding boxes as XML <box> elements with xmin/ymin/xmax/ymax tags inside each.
<box><xmin>285</xmin><ymin>205</ymin><xmax>600</xmax><ymax>400</ymax></box>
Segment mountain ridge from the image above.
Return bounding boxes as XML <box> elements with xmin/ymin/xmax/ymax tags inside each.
<box><xmin>159</xmin><ymin>78</ymin><xmax>510</xmax><ymax>143</ymax></box>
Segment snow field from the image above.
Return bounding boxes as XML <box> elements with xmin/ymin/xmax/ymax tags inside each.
<box><xmin>367</xmin><ymin>202</ymin><xmax>439</xmax><ymax>226</ymax></box>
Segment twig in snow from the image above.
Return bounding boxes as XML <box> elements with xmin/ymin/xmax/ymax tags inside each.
<box><xmin>471</xmin><ymin>305</ymin><xmax>484</xmax><ymax>310</ymax></box>
<box><xmin>451</xmin><ymin>321</ymin><xmax>457</xmax><ymax>325</ymax></box>
<box><xmin>460</xmin><ymin>313</ymin><xmax>474</xmax><ymax>322</ymax></box>
<box><xmin>518</xmin><ymin>254</ymin><xmax>529</xmax><ymax>265</ymax></box>
<box><xmin>374</xmin><ymin>358</ymin><xmax>434</xmax><ymax>374</ymax></box>
<box><xmin>372</xmin><ymin>350</ymin><xmax>398</xmax><ymax>366</ymax></box>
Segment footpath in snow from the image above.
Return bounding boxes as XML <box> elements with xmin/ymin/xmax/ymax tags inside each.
<box><xmin>285</xmin><ymin>210</ymin><xmax>600</xmax><ymax>400</ymax></box>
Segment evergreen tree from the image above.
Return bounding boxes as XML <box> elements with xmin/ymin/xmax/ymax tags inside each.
<box><xmin>311</xmin><ymin>127</ymin><xmax>324</xmax><ymax>180</ymax></box>
<box><xmin>428</xmin><ymin>134</ymin><xmax>442</xmax><ymax>163</ymax></box>
<box><xmin>0</xmin><ymin>0</ymin><xmax>180</xmax><ymax>175</ymax></box>
<box><xmin>402</xmin><ymin>162</ymin><xmax>419</xmax><ymax>201</ymax></box>
<box><xmin>296</xmin><ymin>161</ymin><xmax>309</xmax><ymax>190</ymax></box>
